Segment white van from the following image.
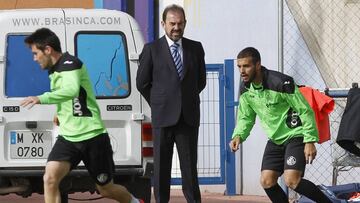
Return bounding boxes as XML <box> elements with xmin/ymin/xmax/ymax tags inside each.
<box><xmin>0</xmin><ymin>8</ymin><xmax>153</xmax><ymax>202</ymax></box>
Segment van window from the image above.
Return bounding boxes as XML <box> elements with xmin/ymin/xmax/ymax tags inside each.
<box><xmin>5</xmin><ymin>35</ymin><xmax>50</xmax><ymax>97</ymax></box>
<box><xmin>75</xmin><ymin>32</ymin><xmax>130</xmax><ymax>98</ymax></box>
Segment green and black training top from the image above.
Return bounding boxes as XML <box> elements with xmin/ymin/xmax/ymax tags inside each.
<box><xmin>39</xmin><ymin>52</ymin><xmax>106</xmax><ymax>142</ymax></box>
<box><xmin>232</xmin><ymin>66</ymin><xmax>318</xmax><ymax>145</ymax></box>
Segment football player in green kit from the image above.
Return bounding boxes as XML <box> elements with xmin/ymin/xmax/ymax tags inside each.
<box><xmin>20</xmin><ymin>28</ymin><xmax>143</xmax><ymax>203</ymax></box>
<box><xmin>229</xmin><ymin>47</ymin><xmax>332</xmax><ymax>203</ymax></box>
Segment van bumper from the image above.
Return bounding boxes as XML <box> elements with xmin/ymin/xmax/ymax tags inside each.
<box><xmin>0</xmin><ymin>166</ymin><xmax>145</xmax><ymax>177</ymax></box>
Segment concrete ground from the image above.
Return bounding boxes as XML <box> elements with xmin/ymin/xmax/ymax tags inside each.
<box><xmin>0</xmin><ymin>190</ymin><xmax>271</xmax><ymax>203</ymax></box>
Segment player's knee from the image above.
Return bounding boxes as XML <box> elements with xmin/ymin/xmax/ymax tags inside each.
<box><xmin>43</xmin><ymin>172</ymin><xmax>59</xmax><ymax>188</ymax></box>
<box><xmin>97</xmin><ymin>184</ymin><xmax>112</xmax><ymax>198</ymax></box>
<box><xmin>98</xmin><ymin>187</ymin><xmax>110</xmax><ymax>198</ymax></box>
<box><xmin>260</xmin><ymin>176</ymin><xmax>277</xmax><ymax>188</ymax></box>
<box><xmin>284</xmin><ymin>175</ymin><xmax>301</xmax><ymax>189</ymax></box>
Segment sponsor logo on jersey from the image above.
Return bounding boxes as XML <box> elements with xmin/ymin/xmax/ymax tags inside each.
<box><xmin>286</xmin><ymin>108</ymin><xmax>302</xmax><ymax>128</ymax></box>
<box><xmin>73</xmin><ymin>97</ymin><xmax>83</xmax><ymax>116</ymax></box>
<box><xmin>63</xmin><ymin>60</ymin><xmax>73</xmax><ymax>64</ymax></box>
<box><xmin>284</xmin><ymin>80</ymin><xmax>291</xmax><ymax>85</ymax></box>
<box><xmin>72</xmin><ymin>87</ymin><xmax>92</xmax><ymax>117</ymax></box>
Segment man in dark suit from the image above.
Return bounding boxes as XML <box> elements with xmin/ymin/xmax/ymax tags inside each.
<box><xmin>136</xmin><ymin>4</ymin><xmax>206</xmax><ymax>203</ymax></box>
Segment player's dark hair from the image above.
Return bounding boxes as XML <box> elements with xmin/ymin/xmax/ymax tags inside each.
<box><xmin>25</xmin><ymin>27</ymin><xmax>62</xmax><ymax>52</ymax></box>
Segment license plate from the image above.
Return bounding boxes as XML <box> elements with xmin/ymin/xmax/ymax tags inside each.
<box><xmin>10</xmin><ymin>131</ymin><xmax>52</xmax><ymax>159</ymax></box>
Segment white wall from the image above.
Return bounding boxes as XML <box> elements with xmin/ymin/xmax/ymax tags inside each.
<box><xmin>158</xmin><ymin>0</ymin><xmax>280</xmax><ymax>196</ymax></box>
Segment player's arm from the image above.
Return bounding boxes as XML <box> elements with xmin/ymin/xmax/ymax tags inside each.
<box><xmin>39</xmin><ymin>69</ymin><xmax>81</xmax><ymax>104</ymax></box>
<box><xmin>230</xmin><ymin>94</ymin><xmax>256</xmax><ymax>152</ymax></box>
<box><xmin>20</xmin><ymin>96</ymin><xmax>40</xmax><ymax>109</ymax></box>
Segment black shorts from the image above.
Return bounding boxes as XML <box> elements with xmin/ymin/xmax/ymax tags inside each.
<box><xmin>47</xmin><ymin>133</ymin><xmax>115</xmax><ymax>186</ymax></box>
<box><xmin>261</xmin><ymin>137</ymin><xmax>306</xmax><ymax>175</ymax></box>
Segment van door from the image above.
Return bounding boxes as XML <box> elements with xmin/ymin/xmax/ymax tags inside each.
<box><xmin>0</xmin><ymin>9</ymin><xmax>66</xmax><ymax>167</ymax></box>
<box><xmin>62</xmin><ymin>9</ymin><xmax>143</xmax><ymax>166</ymax></box>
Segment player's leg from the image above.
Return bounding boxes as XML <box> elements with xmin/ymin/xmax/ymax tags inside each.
<box><xmin>261</xmin><ymin>140</ymin><xmax>289</xmax><ymax>203</ymax></box>
<box><xmin>84</xmin><ymin>133</ymin><xmax>142</xmax><ymax>203</ymax></box>
<box><xmin>96</xmin><ymin>180</ymin><xmax>144</xmax><ymax>203</ymax></box>
<box><xmin>44</xmin><ymin>161</ymin><xmax>71</xmax><ymax>203</ymax></box>
<box><xmin>283</xmin><ymin>137</ymin><xmax>331</xmax><ymax>203</ymax></box>
<box><xmin>44</xmin><ymin>136</ymin><xmax>81</xmax><ymax>203</ymax></box>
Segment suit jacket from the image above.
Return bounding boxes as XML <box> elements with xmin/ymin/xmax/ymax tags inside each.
<box><xmin>336</xmin><ymin>87</ymin><xmax>360</xmax><ymax>156</ymax></box>
<box><xmin>136</xmin><ymin>36</ymin><xmax>206</xmax><ymax>128</ymax></box>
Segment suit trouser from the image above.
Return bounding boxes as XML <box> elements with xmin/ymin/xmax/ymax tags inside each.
<box><xmin>152</xmin><ymin>116</ymin><xmax>201</xmax><ymax>203</ymax></box>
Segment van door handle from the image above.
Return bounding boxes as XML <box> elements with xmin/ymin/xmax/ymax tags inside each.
<box><xmin>26</xmin><ymin>121</ymin><xmax>37</xmax><ymax>129</ymax></box>
<box><xmin>131</xmin><ymin>113</ymin><xmax>144</xmax><ymax>121</ymax></box>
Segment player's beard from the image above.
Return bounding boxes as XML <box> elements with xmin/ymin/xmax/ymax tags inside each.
<box><xmin>248</xmin><ymin>70</ymin><xmax>257</xmax><ymax>83</ymax></box>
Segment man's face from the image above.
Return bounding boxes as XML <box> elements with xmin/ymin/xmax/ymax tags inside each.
<box><xmin>237</xmin><ymin>57</ymin><xmax>260</xmax><ymax>83</ymax></box>
<box><xmin>161</xmin><ymin>10</ymin><xmax>186</xmax><ymax>42</ymax></box>
<box><xmin>31</xmin><ymin>44</ymin><xmax>51</xmax><ymax>69</ymax></box>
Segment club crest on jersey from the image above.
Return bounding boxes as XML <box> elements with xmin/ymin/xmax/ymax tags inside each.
<box><xmin>97</xmin><ymin>173</ymin><xmax>109</xmax><ymax>184</ymax></box>
<box><xmin>286</xmin><ymin>156</ymin><xmax>296</xmax><ymax>166</ymax></box>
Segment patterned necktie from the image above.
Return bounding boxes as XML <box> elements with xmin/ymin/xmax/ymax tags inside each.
<box><xmin>170</xmin><ymin>42</ymin><xmax>183</xmax><ymax>79</ymax></box>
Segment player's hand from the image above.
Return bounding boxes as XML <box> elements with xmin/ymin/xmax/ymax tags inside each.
<box><xmin>20</xmin><ymin>96</ymin><xmax>40</xmax><ymax>109</ymax></box>
<box><xmin>304</xmin><ymin>142</ymin><xmax>317</xmax><ymax>164</ymax></box>
<box><xmin>229</xmin><ymin>137</ymin><xmax>241</xmax><ymax>152</ymax></box>
<box><xmin>53</xmin><ymin>115</ymin><xmax>60</xmax><ymax>126</ymax></box>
